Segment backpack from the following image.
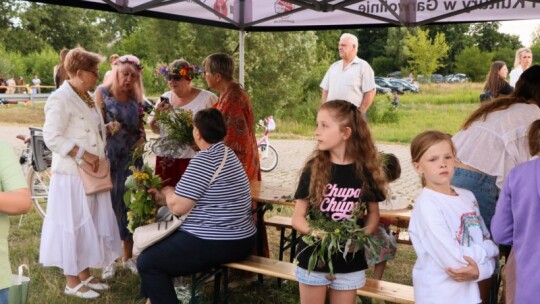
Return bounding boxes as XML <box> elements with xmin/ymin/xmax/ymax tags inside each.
<box><xmin>479</xmin><ymin>91</ymin><xmax>493</xmax><ymax>102</ymax></box>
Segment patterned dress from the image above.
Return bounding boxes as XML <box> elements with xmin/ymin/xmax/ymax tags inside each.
<box><xmin>100</xmin><ymin>87</ymin><xmax>143</xmax><ymax>240</ymax></box>
<box><xmin>214</xmin><ymin>82</ymin><xmax>266</xmax><ymax>256</ymax></box>
<box><xmin>214</xmin><ymin>83</ymin><xmax>260</xmax><ymax>181</ymax></box>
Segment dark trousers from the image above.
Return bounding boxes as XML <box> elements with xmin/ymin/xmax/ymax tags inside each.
<box><xmin>137</xmin><ymin>230</ymin><xmax>255</xmax><ymax>304</ymax></box>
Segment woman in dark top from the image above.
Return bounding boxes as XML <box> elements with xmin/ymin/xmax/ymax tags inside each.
<box><xmin>483</xmin><ymin>61</ymin><xmax>513</xmax><ymax>101</ymax></box>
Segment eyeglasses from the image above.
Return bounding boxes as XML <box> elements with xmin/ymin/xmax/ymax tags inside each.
<box><xmin>117</xmin><ymin>55</ymin><xmax>143</xmax><ymax>71</ymax></box>
<box><xmin>167</xmin><ymin>75</ymin><xmax>183</xmax><ymax>81</ymax></box>
<box><xmin>84</xmin><ymin>70</ymin><xmax>99</xmax><ymax>78</ymax></box>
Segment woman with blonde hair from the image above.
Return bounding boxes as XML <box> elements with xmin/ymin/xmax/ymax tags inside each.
<box><xmin>95</xmin><ymin>54</ymin><xmax>146</xmax><ymax>279</ymax></box>
<box><xmin>509</xmin><ymin>48</ymin><xmax>533</xmax><ymax>87</ymax></box>
<box><xmin>40</xmin><ymin>47</ymin><xmax>122</xmax><ymax>299</ymax></box>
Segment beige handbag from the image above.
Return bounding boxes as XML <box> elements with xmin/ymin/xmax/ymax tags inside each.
<box><xmin>78</xmin><ymin>158</ymin><xmax>113</xmax><ymax>195</ymax></box>
<box><xmin>133</xmin><ymin>147</ymin><xmax>229</xmax><ymax>256</ymax></box>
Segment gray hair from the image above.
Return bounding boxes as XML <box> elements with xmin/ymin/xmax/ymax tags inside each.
<box><xmin>340</xmin><ymin>33</ymin><xmax>358</xmax><ymax>50</ymax></box>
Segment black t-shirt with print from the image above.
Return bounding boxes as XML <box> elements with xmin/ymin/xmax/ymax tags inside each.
<box><xmin>294</xmin><ymin>163</ymin><xmax>385</xmax><ymax>273</ymax></box>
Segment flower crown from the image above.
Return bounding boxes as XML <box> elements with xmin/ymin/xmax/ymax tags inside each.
<box><xmin>157</xmin><ymin>64</ymin><xmax>203</xmax><ymax>81</ymax></box>
<box><xmin>117</xmin><ymin>55</ymin><xmax>143</xmax><ymax>71</ymax></box>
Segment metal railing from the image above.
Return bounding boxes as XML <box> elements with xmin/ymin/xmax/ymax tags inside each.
<box><xmin>0</xmin><ymin>85</ymin><xmax>55</xmax><ymax>106</ymax></box>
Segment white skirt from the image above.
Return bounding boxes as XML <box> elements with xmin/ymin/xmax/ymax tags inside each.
<box><xmin>39</xmin><ymin>173</ymin><xmax>122</xmax><ymax>276</ymax></box>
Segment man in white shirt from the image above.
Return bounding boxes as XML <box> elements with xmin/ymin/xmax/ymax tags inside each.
<box><xmin>320</xmin><ymin>33</ymin><xmax>376</xmax><ymax>119</ymax></box>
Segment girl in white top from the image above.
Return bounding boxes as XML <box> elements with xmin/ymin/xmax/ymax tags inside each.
<box><xmin>509</xmin><ymin>47</ymin><xmax>532</xmax><ymax>87</ymax></box>
<box><xmin>409</xmin><ymin>131</ymin><xmax>498</xmax><ymax>304</ymax></box>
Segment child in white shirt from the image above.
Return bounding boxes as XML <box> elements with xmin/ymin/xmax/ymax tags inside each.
<box><xmin>409</xmin><ymin>130</ymin><xmax>498</xmax><ymax>304</ymax></box>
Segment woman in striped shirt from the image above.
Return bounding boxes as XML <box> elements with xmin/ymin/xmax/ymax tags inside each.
<box><xmin>138</xmin><ymin>108</ymin><xmax>256</xmax><ymax>304</ymax></box>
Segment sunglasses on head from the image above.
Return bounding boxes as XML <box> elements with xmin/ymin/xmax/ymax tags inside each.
<box><xmin>167</xmin><ymin>75</ymin><xmax>184</xmax><ymax>81</ymax></box>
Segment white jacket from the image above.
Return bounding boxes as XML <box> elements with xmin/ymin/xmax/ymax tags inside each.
<box><xmin>43</xmin><ymin>82</ymin><xmax>107</xmax><ymax>175</ymax></box>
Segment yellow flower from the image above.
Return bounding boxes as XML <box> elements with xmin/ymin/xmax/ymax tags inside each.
<box><xmin>334</xmin><ymin>228</ymin><xmax>340</xmax><ymax>234</ymax></box>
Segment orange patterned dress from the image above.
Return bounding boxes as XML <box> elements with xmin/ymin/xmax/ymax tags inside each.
<box><xmin>214</xmin><ymin>83</ymin><xmax>261</xmax><ymax>182</ymax></box>
<box><xmin>215</xmin><ymin>83</ymin><xmax>267</xmax><ymax>257</ymax></box>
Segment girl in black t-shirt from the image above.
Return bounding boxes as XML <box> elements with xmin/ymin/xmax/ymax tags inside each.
<box><xmin>291</xmin><ymin>100</ymin><xmax>387</xmax><ymax>304</ymax></box>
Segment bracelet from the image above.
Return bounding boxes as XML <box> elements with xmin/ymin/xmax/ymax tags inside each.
<box><xmin>75</xmin><ymin>147</ymin><xmax>85</xmax><ymax>160</ymax></box>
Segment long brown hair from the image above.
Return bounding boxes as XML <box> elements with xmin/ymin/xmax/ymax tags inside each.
<box><xmin>528</xmin><ymin>120</ymin><xmax>540</xmax><ymax>156</ymax></box>
<box><xmin>483</xmin><ymin>61</ymin><xmax>507</xmax><ymax>97</ymax></box>
<box><xmin>303</xmin><ymin>100</ymin><xmax>387</xmax><ymax>207</ymax></box>
<box><xmin>462</xmin><ymin>65</ymin><xmax>540</xmax><ymax>130</ymax></box>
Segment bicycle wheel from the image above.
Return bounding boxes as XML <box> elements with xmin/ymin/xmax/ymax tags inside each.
<box><xmin>258</xmin><ymin>144</ymin><xmax>278</xmax><ymax>172</ymax></box>
<box><xmin>27</xmin><ymin>166</ymin><xmax>51</xmax><ymax>218</ymax></box>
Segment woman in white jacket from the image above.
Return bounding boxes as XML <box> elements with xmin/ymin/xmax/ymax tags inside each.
<box><xmin>39</xmin><ymin>47</ymin><xmax>122</xmax><ymax>300</ymax></box>
<box><xmin>409</xmin><ymin>131</ymin><xmax>498</xmax><ymax>304</ymax></box>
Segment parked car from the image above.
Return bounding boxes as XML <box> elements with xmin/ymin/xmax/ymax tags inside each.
<box><xmin>387</xmin><ymin>71</ymin><xmax>402</xmax><ymax>78</ymax></box>
<box><xmin>454</xmin><ymin>73</ymin><xmax>469</xmax><ymax>82</ymax></box>
<box><xmin>430</xmin><ymin>74</ymin><xmax>444</xmax><ymax>83</ymax></box>
<box><xmin>375</xmin><ymin>77</ymin><xmax>404</xmax><ymax>94</ymax></box>
<box><xmin>390</xmin><ymin>78</ymin><xmax>419</xmax><ymax>93</ymax></box>
<box><xmin>376</xmin><ymin>84</ymin><xmax>392</xmax><ymax>94</ymax></box>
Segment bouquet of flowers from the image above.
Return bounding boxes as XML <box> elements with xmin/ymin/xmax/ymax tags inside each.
<box><xmin>123</xmin><ymin>164</ymin><xmax>163</xmax><ymax>233</ymax></box>
<box><xmin>296</xmin><ymin>205</ymin><xmax>380</xmax><ymax>276</ymax></box>
<box><xmin>150</xmin><ymin>108</ymin><xmax>194</xmax><ymax>158</ymax></box>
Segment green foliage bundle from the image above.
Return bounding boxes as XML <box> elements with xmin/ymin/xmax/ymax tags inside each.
<box><xmin>296</xmin><ymin>206</ymin><xmax>379</xmax><ymax>276</ymax></box>
<box><xmin>123</xmin><ymin>164</ymin><xmax>162</xmax><ymax>233</ymax></box>
<box><xmin>150</xmin><ymin>108</ymin><xmax>194</xmax><ymax>157</ymax></box>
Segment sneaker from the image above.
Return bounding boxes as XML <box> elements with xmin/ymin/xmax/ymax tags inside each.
<box><xmin>102</xmin><ymin>262</ymin><xmax>117</xmax><ymax>280</ymax></box>
<box><xmin>123</xmin><ymin>258</ymin><xmax>138</xmax><ymax>275</ymax></box>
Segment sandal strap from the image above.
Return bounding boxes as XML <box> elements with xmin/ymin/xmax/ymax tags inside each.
<box><xmin>81</xmin><ymin>276</ymin><xmax>95</xmax><ymax>285</ymax></box>
<box><xmin>66</xmin><ymin>282</ymin><xmax>85</xmax><ymax>292</ymax></box>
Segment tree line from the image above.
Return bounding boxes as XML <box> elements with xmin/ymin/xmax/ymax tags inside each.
<box><xmin>1</xmin><ymin>1</ymin><xmax>539</xmax><ymax>120</ymax></box>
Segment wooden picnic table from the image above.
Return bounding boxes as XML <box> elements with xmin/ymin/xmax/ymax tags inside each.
<box><xmin>250</xmin><ymin>180</ymin><xmax>413</xmax><ymax>255</ymax></box>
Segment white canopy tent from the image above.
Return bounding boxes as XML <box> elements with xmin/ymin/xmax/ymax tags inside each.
<box><xmin>26</xmin><ymin>0</ymin><xmax>540</xmax><ymax>84</ymax></box>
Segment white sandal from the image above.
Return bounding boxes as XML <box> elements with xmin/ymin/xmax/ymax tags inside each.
<box><xmin>81</xmin><ymin>276</ymin><xmax>110</xmax><ymax>291</ymax></box>
<box><xmin>64</xmin><ymin>282</ymin><xmax>100</xmax><ymax>299</ymax></box>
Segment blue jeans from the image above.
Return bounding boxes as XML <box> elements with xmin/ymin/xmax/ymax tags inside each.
<box><xmin>0</xmin><ymin>288</ymin><xmax>8</xmax><ymax>304</ymax></box>
<box><xmin>452</xmin><ymin>167</ymin><xmax>499</xmax><ymax>233</ymax></box>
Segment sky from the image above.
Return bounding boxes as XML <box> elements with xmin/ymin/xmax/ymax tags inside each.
<box><xmin>499</xmin><ymin>19</ymin><xmax>540</xmax><ymax>47</ymax></box>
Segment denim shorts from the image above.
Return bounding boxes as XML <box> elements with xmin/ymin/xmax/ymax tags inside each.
<box><xmin>452</xmin><ymin>167</ymin><xmax>499</xmax><ymax>232</ymax></box>
<box><xmin>0</xmin><ymin>288</ymin><xmax>8</xmax><ymax>304</ymax></box>
<box><xmin>295</xmin><ymin>267</ymin><xmax>366</xmax><ymax>290</ymax></box>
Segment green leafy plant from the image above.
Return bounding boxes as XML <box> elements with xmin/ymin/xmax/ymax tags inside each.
<box><xmin>150</xmin><ymin>108</ymin><xmax>194</xmax><ymax>158</ymax></box>
<box><xmin>296</xmin><ymin>205</ymin><xmax>379</xmax><ymax>276</ymax></box>
<box><xmin>123</xmin><ymin>164</ymin><xmax>163</xmax><ymax>233</ymax></box>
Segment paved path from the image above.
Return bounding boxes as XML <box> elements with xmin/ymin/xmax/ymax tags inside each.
<box><xmin>264</xmin><ymin>139</ymin><xmax>421</xmax><ymax>209</ymax></box>
<box><xmin>1</xmin><ymin>125</ymin><xmax>421</xmax><ymax>208</ymax></box>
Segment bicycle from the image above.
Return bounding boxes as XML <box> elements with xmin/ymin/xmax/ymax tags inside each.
<box><xmin>17</xmin><ymin>127</ymin><xmax>52</xmax><ymax>218</ymax></box>
<box><xmin>257</xmin><ymin>116</ymin><xmax>278</xmax><ymax>172</ymax></box>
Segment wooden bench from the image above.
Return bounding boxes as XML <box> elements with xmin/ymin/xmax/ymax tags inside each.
<box><xmin>264</xmin><ymin>215</ymin><xmax>298</xmax><ymax>263</ymax></box>
<box><xmin>223</xmin><ymin>255</ymin><xmax>415</xmax><ymax>304</ymax></box>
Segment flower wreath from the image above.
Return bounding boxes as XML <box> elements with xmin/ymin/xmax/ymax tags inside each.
<box><xmin>156</xmin><ymin>64</ymin><xmax>203</xmax><ymax>81</ymax></box>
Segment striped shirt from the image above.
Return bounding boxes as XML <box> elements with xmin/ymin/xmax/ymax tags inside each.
<box><xmin>176</xmin><ymin>142</ymin><xmax>257</xmax><ymax>240</ymax></box>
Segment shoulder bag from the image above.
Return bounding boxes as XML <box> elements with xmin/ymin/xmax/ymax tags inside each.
<box><xmin>78</xmin><ymin>158</ymin><xmax>113</xmax><ymax>195</ymax></box>
<box><xmin>133</xmin><ymin>146</ymin><xmax>229</xmax><ymax>255</ymax></box>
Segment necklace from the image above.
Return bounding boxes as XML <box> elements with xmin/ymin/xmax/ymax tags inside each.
<box><xmin>68</xmin><ymin>81</ymin><xmax>95</xmax><ymax>108</ymax></box>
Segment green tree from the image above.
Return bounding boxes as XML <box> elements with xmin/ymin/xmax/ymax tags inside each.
<box><xmin>404</xmin><ymin>29</ymin><xmax>449</xmax><ymax>78</ymax></box>
<box><xmin>455</xmin><ymin>46</ymin><xmax>492</xmax><ymax>82</ymax></box>
<box><xmin>426</xmin><ymin>24</ymin><xmax>473</xmax><ymax>74</ymax></box>
<box><xmin>243</xmin><ymin>31</ymin><xmax>319</xmax><ymax>117</ymax></box>
<box><xmin>354</xmin><ymin>28</ymin><xmax>389</xmax><ymax>63</ymax></box>
<box><xmin>470</xmin><ymin>22</ymin><xmax>522</xmax><ymax>52</ymax></box>
<box><xmin>18</xmin><ymin>4</ymin><xmax>104</xmax><ymax>52</ymax></box>
<box><xmin>385</xmin><ymin>27</ymin><xmax>411</xmax><ymax>72</ymax></box>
